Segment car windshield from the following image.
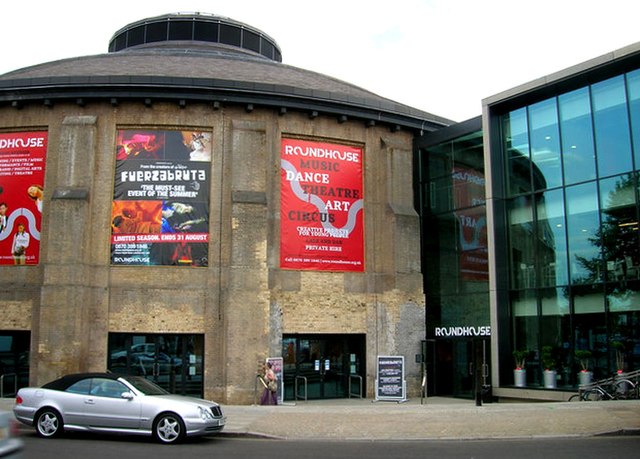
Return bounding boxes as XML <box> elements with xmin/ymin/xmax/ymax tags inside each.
<box><xmin>123</xmin><ymin>376</ymin><xmax>170</xmax><ymax>395</ymax></box>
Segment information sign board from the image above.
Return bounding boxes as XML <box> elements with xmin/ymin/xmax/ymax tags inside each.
<box><xmin>375</xmin><ymin>355</ymin><xmax>406</xmax><ymax>401</ymax></box>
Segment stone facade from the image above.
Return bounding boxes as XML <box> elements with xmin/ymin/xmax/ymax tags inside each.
<box><xmin>0</xmin><ymin>99</ymin><xmax>425</xmax><ymax>403</ymax></box>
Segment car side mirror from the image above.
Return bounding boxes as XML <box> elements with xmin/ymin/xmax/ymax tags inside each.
<box><xmin>121</xmin><ymin>391</ymin><xmax>134</xmax><ymax>400</ymax></box>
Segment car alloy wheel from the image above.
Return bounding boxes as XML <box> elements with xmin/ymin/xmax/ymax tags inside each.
<box><xmin>153</xmin><ymin>412</ymin><xmax>185</xmax><ymax>444</ymax></box>
<box><xmin>36</xmin><ymin>409</ymin><xmax>62</xmax><ymax>438</ymax></box>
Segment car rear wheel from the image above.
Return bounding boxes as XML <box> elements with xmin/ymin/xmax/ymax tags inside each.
<box><xmin>35</xmin><ymin>408</ymin><xmax>63</xmax><ymax>438</ymax></box>
<box><xmin>153</xmin><ymin>412</ymin><xmax>185</xmax><ymax>444</ymax></box>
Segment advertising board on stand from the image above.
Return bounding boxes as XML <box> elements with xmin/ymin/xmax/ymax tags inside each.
<box><xmin>375</xmin><ymin>356</ymin><xmax>406</xmax><ymax>402</ymax></box>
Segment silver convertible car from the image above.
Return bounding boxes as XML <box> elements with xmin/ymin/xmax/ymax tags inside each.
<box><xmin>13</xmin><ymin>372</ymin><xmax>225</xmax><ymax>444</ymax></box>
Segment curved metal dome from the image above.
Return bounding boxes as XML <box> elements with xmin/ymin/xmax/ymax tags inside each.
<box><xmin>0</xmin><ymin>12</ymin><xmax>451</xmax><ymax>132</ymax></box>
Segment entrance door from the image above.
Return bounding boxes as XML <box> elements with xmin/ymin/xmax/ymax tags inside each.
<box><xmin>108</xmin><ymin>333</ymin><xmax>204</xmax><ymax>397</ymax></box>
<box><xmin>282</xmin><ymin>334</ymin><xmax>365</xmax><ymax>400</ymax></box>
<box><xmin>429</xmin><ymin>338</ymin><xmax>490</xmax><ymax>399</ymax></box>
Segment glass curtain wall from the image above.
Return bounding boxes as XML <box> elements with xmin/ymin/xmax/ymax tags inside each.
<box><xmin>416</xmin><ymin>126</ymin><xmax>490</xmax><ymax>396</ymax></box>
<box><xmin>501</xmin><ymin>69</ymin><xmax>640</xmax><ymax>388</ymax></box>
<box><xmin>420</xmin><ymin>129</ymin><xmax>489</xmax><ymax>319</ymax></box>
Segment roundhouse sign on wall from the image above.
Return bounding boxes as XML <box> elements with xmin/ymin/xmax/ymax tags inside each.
<box><xmin>280</xmin><ymin>138</ymin><xmax>364</xmax><ymax>272</ymax></box>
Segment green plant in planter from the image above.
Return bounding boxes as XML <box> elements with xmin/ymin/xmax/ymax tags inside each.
<box><xmin>513</xmin><ymin>350</ymin><xmax>529</xmax><ymax>370</ymax></box>
<box><xmin>541</xmin><ymin>346</ymin><xmax>557</xmax><ymax>371</ymax></box>
<box><xmin>611</xmin><ymin>341</ymin><xmax>625</xmax><ymax>373</ymax></box>
<box><xmin>575</xmin><ymin>350</ymin><xmax>592</xmax><ymax>372</ymax></box>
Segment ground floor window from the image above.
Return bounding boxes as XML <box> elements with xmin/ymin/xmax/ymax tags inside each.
<box><xmin>0</xmin><ymin>330</ymin><xmax>30</xmax><ymax>396</ymax></box>
<box><xmin>108</xmin><ymin>333</ymin><xmax>204</xmax><ymax>397</ymax></box>
<box><xmin>282</xmin><ymin>334</ymin><xmax>365</xmax><ymax>400</ymax></box>
<box><xmin>508</xmin><ymin>281</ymin><xmax>640</xmax><ymax>388</ymax></box>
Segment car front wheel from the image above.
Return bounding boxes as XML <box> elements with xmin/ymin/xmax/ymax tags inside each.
<box><xmin>35</xmin><ymin>408</ymin><xmax>63</xmax><ymax>438</ymax></box>
<box><xmin>153</xmin><ymin>412</ymin><xmax>185</xmax><ymax>444</ymax></box>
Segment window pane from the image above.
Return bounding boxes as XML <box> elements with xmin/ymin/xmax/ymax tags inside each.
<box><xmin>600</xmin><ymin>174</ymin><xmax>639</xmax><ymax>281</ymax></box>
<box><xmin>452</xmin><ymin>130</ymin><xmax>484</xmax><ymax>172</ymax></box>
<box><xmin>508</xmin><ymin>196</ymin><xmax>536</xmax><ymax>289</ymax></box>
<box><xmin>168</xmin><ymin>20</ymin><xmax>193</xmax><ymax>40</ymax></box>
<box><xmin>66</xmin><ymin>378</ymin><xmax>92</xmax><ymax>395</ymax></box>
<box><xmin>573</xmin><ymin>284</ymin><xmax>606</xmax><ymax>379</ymax></box>
<box><xmin>559</xmin><ymin>88</ymin><xmax>596</xmax><ymax>185</ymax></box>
<box><xmin>529</xmin><ymin>98</ymin><xmax>562</xmax><ymax>189</ymax></box>
<box><xmin>504</xmin><ymin>108</ymin><xmax>531</xmax><ymax>196</ymax></box>
<box><xmin>574</xmin><ymin>284</ymin><xmax>605</xmax><ymax>314</ymax></box>
<box><xmin>456</xmin><ymin>205</ymin><xmax>488</xmax><ymax>284</ymax></box>
<box><xmin>194</xmin><ymin>21</ymin><xmax>218</xmax><ymax>42</ymax></box>
<box><xmin>127</xmin><ymin>25</ymin><xmax>145</xmax><ymax>47</ymax></box>
<box><xmin>592</xmin><ymin>75</ymin><xmax>633</xmax><ymax>177</ymax></box>
<box><xmin>536</xmin><ymin>189</ymin><xmax>568</xmax><ymax>286</ymax></box>
<box><xmin>146</xmin><ymin>22</ymin><xmax>167</xmax><ymax>43</ymax></box>
<box><xmin>220</xmin><ymin>24</ymin><xmax>241</xmax><ymax>46</ymax></box>
<box><xmin>541</xmin><ymin>287</ymin><xmax>569</xmax><ymax>315</ymax></box>
<box><xmin>243</xmin><ymin>30</ymin><xmax>261</xmax><ymax>53</ymax></box>
<box><xmin>627</xmin><ymin>70</ymin><xmax>640</xmax><ymax>170</ymax></box>
<box><xmin>608</xmin><ymin>284</ymin><xmax>640</xmax><ymax>312</ymax></box>
<box><xmin>565</xmin><ymin>182</ymin><xmax>601</xmax><ymax>284</ymax></box>
<box><xmin>426</xmin><ymin>141</ymin><xmax>453</xmax><ymax>213</ymax></box>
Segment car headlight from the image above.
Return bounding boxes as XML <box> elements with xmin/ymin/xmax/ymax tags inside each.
<box><xmin>198</xmin><ymin>406</ymin><xmax>214</xmax><ymax>420</ymax></box>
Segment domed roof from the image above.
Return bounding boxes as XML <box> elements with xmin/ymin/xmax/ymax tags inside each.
<box><xmin>0</xmin><ymin>13</ymin><xmax>450</xmax><ymax>132</ymax></box>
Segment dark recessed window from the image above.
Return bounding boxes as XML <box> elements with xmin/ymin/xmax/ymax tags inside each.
<box><xmin>127</xmin><ymin>25</ymin><xmax>145</xmax><ymax>47</ymax></box>
<box><xmin>169</xmin><ymin>20</ymin><xmax>193</xmax><ymax>40</ymax></box>
<box><xmin>112</xmin><ymin>34</ymin><xmax>127</xmax><ymax>52</ymax></box>
<box><xmin>220</xmin><ymin>24</ymin><xmax>241</xmax><ymax>47</ymax></box>
<box><xmin>146</xmin><ymin>22</ymin><xmax>167</xmax><ymax>43</ymax></box>
<box><xmin>261</xmin><ymin>41</ymin><xmax>274</xmax><ymax>60</ymax></box>
<box><xmin>243</xmin><ymin>30</ymin><xmax>260</xmax><ymax>53</ymax></box>
<box><xmin>194</xmin><ymin>21</ymin><xmax>218</xmax><ymax>42</ymax></box>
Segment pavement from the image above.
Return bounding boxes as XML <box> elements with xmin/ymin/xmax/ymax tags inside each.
<box><xmin>3</xmin><ymin>396</ymin><xmax>640</xmax><ymax>441</ymax></box>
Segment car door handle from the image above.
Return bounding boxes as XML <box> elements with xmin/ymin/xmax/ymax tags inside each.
<box><xmin>85</xmin><ymin>398</ymin><xmax>96</xmax><ymax>405</ymax></box>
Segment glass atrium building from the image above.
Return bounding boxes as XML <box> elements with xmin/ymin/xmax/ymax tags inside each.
<box><xmin>417</xmin><ymin>43</ymin><xmax>640</xmax><ymax>399</ymax></box>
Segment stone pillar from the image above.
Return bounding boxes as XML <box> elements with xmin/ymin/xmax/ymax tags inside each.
<box><xmin>223</xmin><ymin>119</ymin><xmax>271</xmax><ymax>403</ymax></box>
<box><xmin>36</xmin><ymin>115</ymin><xmax>100</xmax><ymax>382</ymax></box>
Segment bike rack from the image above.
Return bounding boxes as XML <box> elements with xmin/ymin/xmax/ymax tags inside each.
<box><xmin>349</xmin><ymin>374</ymin><xmax>363</xmax><ymax>398</ymax></box>
<box><xmin>576</xmin><ymin>369</ymin><xmax>640</xmax><ymax>400</ymax></box>
<box><xmin>0</xmin><ymin>373</ymin><xmax>17</xmax><ymax>398</ymax></box>
<box><xmin>295</xmin><ymin>375</ymin><xmax>307</xmax><ymax>401</ymax></box>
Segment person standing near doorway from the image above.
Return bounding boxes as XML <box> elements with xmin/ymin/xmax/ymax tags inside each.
<box><xmin>259</xmin><ymin>361</ymin><xmax>278</xmax><ymax>405</ymax></box>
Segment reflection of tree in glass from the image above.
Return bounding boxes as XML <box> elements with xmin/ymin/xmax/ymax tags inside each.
<box><xmin>575</xmin><ymin>174</ymin><xmax>637</xmax><ymax>282</ymax></box>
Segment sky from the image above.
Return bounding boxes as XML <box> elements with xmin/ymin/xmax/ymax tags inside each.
<box><xmin>1</xmin><ymin>0</ymin><xmax>639</xmax><ymax>122</ymax></box>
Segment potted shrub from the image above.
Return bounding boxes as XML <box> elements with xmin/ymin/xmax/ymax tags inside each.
<box><xmin>513</xmin><ymin>349</ymin><xmax>529</xmax><ymax>387</ymax></box>
<box><xmin>541</xmin><ymin>346</ymin><xmax>557</xmax><ymax>389</ymax></box>
<box><xmin>575</xmin><ymin>349</ymin><xmax>593</xmax><ymax>385</ymax></box>
<box><xmin>611</xmin><ymin>341</ymin><xmax>625</xmax><ymax>374</ymax></box>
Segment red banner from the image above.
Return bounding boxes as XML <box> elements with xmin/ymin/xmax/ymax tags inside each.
<box><xmin>0</xmin><ymin>131</ymin><xmax>48</xmax><ymax>266</ymax></box>
<box><xmin>280</xmin><ymin>138</ymin><xmax>364</xmax><ymax>271</ymax></box>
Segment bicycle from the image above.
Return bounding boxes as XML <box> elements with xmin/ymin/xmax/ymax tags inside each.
<box><xmin>569</xmin><ymin>376</ymin><xmax>638</xmax><ymax>401</ymax></box>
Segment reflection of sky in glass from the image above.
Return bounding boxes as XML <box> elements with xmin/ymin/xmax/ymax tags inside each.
<box><xmin>529</xmin><ymin>99</ymin><xmax>562</xmax><ymax>189</ymax></box>
<box><xmin>559</xmin><ymin>87</ymin><xmax>596</xmax><ymax>185</ymax></box>
<box><xmin>592</xmin><ymin>76</ymin><xmax>633</xmax><ymax>177</ymax></box>
<box><xmin>537</xmin><ymin>189</ymin><xmax>568</xmax><ymax>286</ymax></box>
<box><xmin>565</xmin><ymin>182</ymin><xmax>600</xmax><ymax>282</ymax></box>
